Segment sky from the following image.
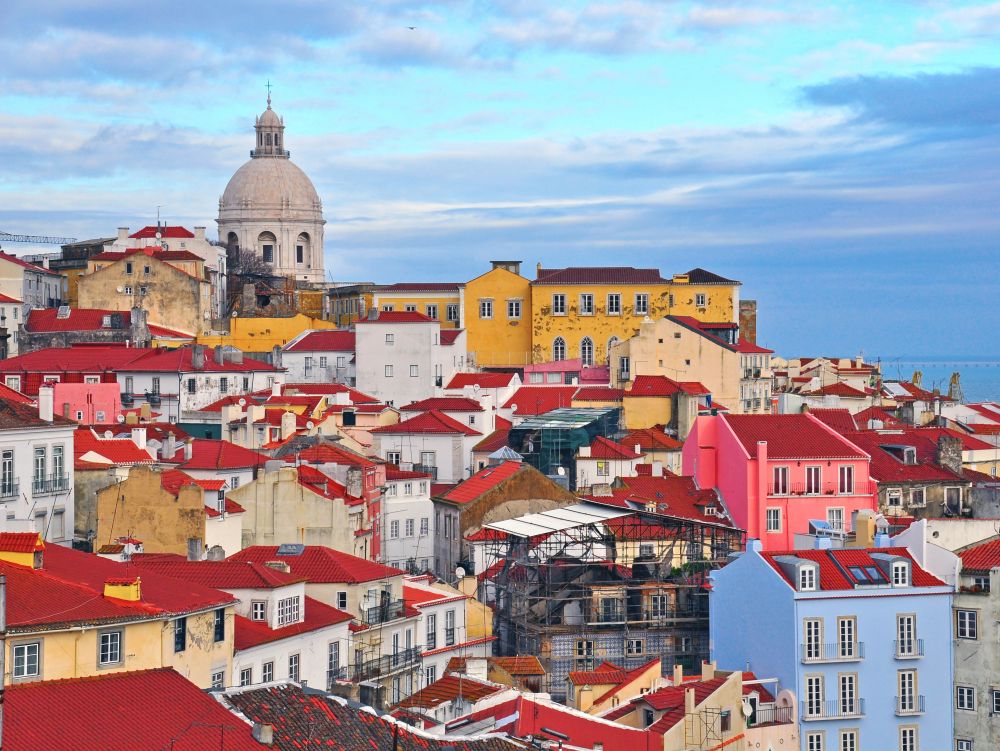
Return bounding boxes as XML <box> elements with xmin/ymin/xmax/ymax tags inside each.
<box><xmin>1</xmin><ymin>0</ymin><xmax>999</xmax><ymax>358</ymax></box>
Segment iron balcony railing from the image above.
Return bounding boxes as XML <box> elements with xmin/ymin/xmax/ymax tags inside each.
<box><xmin>803</xmin><ymin>698</ymin><xmax>865</xmax><ymax>721</ymax></box>
<box><xmin>350</xmin><ymin>647</ymin><xmax>421</xmax><ymax>681</ymax></box>
<box><xmin>362</xmin><ymin>599</ymin><xmax>406</xmax><ymax>626</ymax></box>
<box><xmin>801</xmin><ymin>642</ymin><xmax>865</xmax><ymax>663</ymax></box>
<box><xmin>412</xmin><ymin>464</ymin><xmax>438</xmax><ymax>480</ymax></box>
<box><xmin>444</xmin><ymin>627</ymin><xmax>455</xmax><ymax>647</ymax></box>
<box><xmin>325</xmin><ymin>666</ymin><xmax>348</xmax><ymax>689</ymax></box>
<box><xmin>895</xmin><ymin>695</ymin><xmax>925</xmax><ymax>716</ymax></box>
<box><xmin>747</xmin><ymin>705</ymin><xmax>794</xmax><ymax>727</ymax></box>
<box><xmin>894</xmin><ymin>639</ymin><xmax>925</xmax><ymax>659</ymax></box>
<box><xmin>0</xmin><ymin>480</ymin><xmax>19</xmax><ymax>500</ymax></box>
<box><xmin>426</xmin><ymin>631</ymin><xmax>436</xmax><ymax>650</ymax></box>
<box><xmin>768</xmin><ymin>481</ymin><xmax>878</xmax><ymax>497</ymax></box>
<box><xmin>32</xmin><ymin>474</ymin><xmax>70</xmax><ymax>495</ymax></box>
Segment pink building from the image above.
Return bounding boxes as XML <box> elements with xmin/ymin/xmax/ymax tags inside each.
<box><xmin>683</xmin><ymin>413</ymin><xmax>877</xmax><ymax>549</ymax></box>
<box><xmin>52</xmin><ymin>382</ymin><xmax>122</xmax><ymax>424</ymax></box>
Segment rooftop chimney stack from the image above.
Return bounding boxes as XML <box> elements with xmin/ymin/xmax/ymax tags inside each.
<box><xmin>130</xmin><ymin>427</ymin><xmax>147</xmax><ymax>450</ymax></box>
<box><xmin>191</xmin><ymin>344</ymin><xmax>205</xmax><ymax>370</ymax></box>
<box><xmin>37</xmin><ymin>385</ymin><xmax>54</xmax><ymax>422</ymax></box>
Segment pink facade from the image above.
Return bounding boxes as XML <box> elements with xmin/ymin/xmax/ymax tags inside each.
<box><xmin>52</xmin><ymin>382</ymin><xmax>122</xmax><ymax>424</ymax></box>
<box><xmin>683</xmin><ymin>413</ymin><xmax>877</xmax><ymax>550</ymax></box>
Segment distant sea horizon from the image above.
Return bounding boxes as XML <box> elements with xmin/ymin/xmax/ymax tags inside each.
<box><xmin>870</xmin><ymin>355</ymin><xmax>1000</xmax><ymax>404</ymax></box>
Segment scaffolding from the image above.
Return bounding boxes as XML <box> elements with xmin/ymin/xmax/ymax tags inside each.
<box><xmin>480</xmin><ymin>503</ymin><xmax>745</xmax><ymax>699</ymax></box>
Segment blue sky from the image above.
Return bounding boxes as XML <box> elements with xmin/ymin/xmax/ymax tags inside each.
<box><xmin>1</xmin><ymin>0</ymin><xmax>999</xmax><ymax>358</ymax></box>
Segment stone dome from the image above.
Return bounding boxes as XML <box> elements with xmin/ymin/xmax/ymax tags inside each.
<box><xmin>257</xmin><ymin>106</ymin><xmax>282</xmax><ymax>128</ymax></box>
<box><xmin>219</xmin><ymin>157</ymin><xmax>322</xmax><ymax>220</ymax></box>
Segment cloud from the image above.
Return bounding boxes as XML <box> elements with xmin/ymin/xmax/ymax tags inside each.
<box><xmin>679</xmin><ymin>5</ymin><xmax>821</xmax><ymax>32</ymax></box>
<box><xmin>803</xmin><ymin>66</ymin><xmax>1000</xmax><ymax>127</ymax></box>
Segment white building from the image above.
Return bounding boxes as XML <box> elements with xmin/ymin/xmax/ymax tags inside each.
<box><xmin>217</xmin><ymin>94</ymin><xmax>325</xmax><ymax>284</ymax></box>
<box><xmin>399</xmin><ymin>395</ymin><xmax>495</xmax><ymax>437</ymax></box>
<box><xmin>0</xmin><ymin>386</ymin><xmax>76</xmax><ymax>544</ymax></box>
<box><xmin>0</xmin><ymin>251</ymin><xmax>65</xmax><ymax>316</ymax></box>
<box><xmin>281</xmin><ymin>329</ymin><xmax>356</xmax><ymax>385</ymax></box>
<box><xmin>575</xmin><ymin>436</ymin><xmax>642</xmax><ymax>491</ymax></box>
<box><xmin>0</xmin><ymin>292</ymin><xmax>21</xmax><ymax>356</ymax></box>
<box><xmin>354</xmin><ymin>311</ymin><xmax>467</xmax><ymax>408</ymax></box>
<box><xmin>382</xmin><ymin>468</ymin><xmax>436</xmax><ymax>572</ymax></box>
<box><xmin>371</xmin><ymin>411</ymin><xmax>482</xmax><ymax>483</ymax></box>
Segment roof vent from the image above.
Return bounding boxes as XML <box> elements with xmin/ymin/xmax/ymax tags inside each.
<box><xmin>56</xmin><ymin>305</ymin><xmax>71</xmax><ymax>319</ymax></box>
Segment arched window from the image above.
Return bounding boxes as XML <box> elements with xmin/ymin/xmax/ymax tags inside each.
<box><xmin>258</xmin><ymin>231</ymin><xmax>277</xmax><ymax>264</ymax></box>
<box><xmin>553</xmin><ymin>337</ymin><xmax>566</xmax><ymax>362</ymax></box>
<box><xmin>296</xmin><ymin>232</ymin><xmax>310</xmax><ymax>265</ymax></box>
<box><xmin>607</xmin><ymin>336</ymin><xmax>620</xmax><ymax>362</ymax></box>
<box><xmin>580</xmin><ymin>337</ymin><xmax>594</xmax><ymax>366</ymax></box>
<box><xmin>226</xmin><ymin>232</ymin><xmax>239</xmax><ymax>251</ymax></box>
<box><xmin>265</xmin><ymin>133</ymin><xmax>272</xmax><ymax>146</ymax></box>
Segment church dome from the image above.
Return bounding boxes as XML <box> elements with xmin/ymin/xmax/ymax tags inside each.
<box><xmin>220</xmin><ymin>157</ymin><xmax>322</xmax><ymax>219</ymax></box>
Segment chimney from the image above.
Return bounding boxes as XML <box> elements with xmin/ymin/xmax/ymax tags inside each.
<box><xmin>852</xmin><ymin>510</ymin><xmax>875</xmax><ymax>548</ymax></box>
<box><xmin>346</xmin><ymin>466</ymin><xmax>363</xmax><ymax>498</ymax></box>
<box><xmin>214</xmin><ymin>344</ymin><xmax>225</xmax><ymax>365</ymax></box>
<box><xmin>271</xmin><ymin>380</ymin><xmax>281</xmax><ymax>398</ymax></box>
<box><xmin>183</xmin><ymin>439</ymin><xmax>193</xmax><ymax>461</ymax></box>
<box><xmin>130</xmin><ymin>427</ymin><xmax>147</xmax><ymax>450</ymax></box>
<box><xmin>104</xmin><ymin>576</ymin><xmax>142</xmax><ymax>601</ymax></box>
<box><xmin>700</xmin><ymin>660</ymin><xmax>716</xmax><ymax>680</ymax></box>
<box><xmin>280</xmin><ymin>411</ymin><xmax>296</xmax><ymax>440</ymax></box>
<box><xmin>186</xmin><ymin>538</ymin><xmax>203</xmax><ymax>561</ymax></box>
<box><xmin>874</xmin><ymin>532</ymin><xmax>892</xmax><ymax>547</ymax></box>
<box><xmin>651</xmin><ymin>460</ymin><xmax>663</xmax><ymax>476</ymax></box>
<box><xmin>672</xmin><ymin>663</ymin><xmax>684</xmax><ymax>685</ymax></box>
<box><xmin>251</xmin><ymin>724</ymin><xmax>274</xmax><ymax>746</ymax></box>
<box><xmin>117</xmin><ymin>227</ymin><xmax>130</xmax><ymax>242</ymax></box>
<box><xmin>579</xmin><ymin>446</ymin><xmax>591</xmax><ymax>458</ymax></box>
<box><xmin>536</xmin><ymin>261</ymin><xmax>542</xmax><ymax>277</ymax></box>
<box><xmin>191</xmin><ymin>344</ymin><xmax>205</xmax><ymax>370</ymax></box>
<box><xmin>936</xmin><ymin>434</ymin><xmax>963</xmax><ymax>475</ymax></box>
<box><xmin>37</xmin><ymin>385</ymin><xmax>54</xmax><ymax>422</ymax></box>
<box><xmin>164</xmin><ymin>431</ymin><xmax>177</xmax><ymax>460</ymax></box>
<box><xmin>231</xmin><ymin>349</ymin><xmax>244</xmax><ymax>364</ymax></box>
<box><xmin>263</xmin><ymin>560</ymin><xmax>291</xmax><ymax>574</ymax></box>
<box><xmin>139</xmin><ymin>402</ymin><xmax>151</xmax><ymax>420</ymax></box>
<box><xmin>271</xmin><ymin>344</ymin><xmax>283</xmax><ymax>369</ymax></box>
<box><xmin>194</xmin><ymin>226</ymin><xmax>206</xmax><ymax>241</ymax></box>
<box><xmin>129</xmin><ymin>306</ymin><xmax>149</xmax><ymax>346</ymax></box>
<box><xmin>747</xmin><ymin>539</ymin><xmax>763</xmax><ymax>554</ymax></box>
<box><xmin>684</xmin><ymin>687</ymin><xmax>696</xmax><ymax>716</ymax></box>
<box><xmin>206</xmin><ymin>545</ymin><xmax>225</xmax><ymax>561</ymax></box>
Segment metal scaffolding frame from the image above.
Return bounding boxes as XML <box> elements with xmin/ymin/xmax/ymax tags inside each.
<box><xmin>480</xmin><ymin>504</ymin><xmax>745</xmax><ymax>697</ymax></box>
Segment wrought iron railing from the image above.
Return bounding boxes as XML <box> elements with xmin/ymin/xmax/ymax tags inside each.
<box><xmin>893</xmin><ymin>639</ymin><xmax>924</xmax><ymax>658</ymax></box>
<box><xmin>803</xmin><ymin>698</ymin><xmax>865</xmax><ymax>721</ymax></box>
<box><xmin>801</xmin><ymin>642</ymin><xmax>865</xmax><ymax>662</ymax></box>
<box><xmin>895</xmin><ymin>694</ymin><xmax>925</xmax><ymax>716</ymax></box>
<box><xmin>362</xmin><ymin>599</ymin><xmax>406</xmax><ymax>625</ymax></box>
<box><xmin>32</xmin><ymin>474</ymin><xmax>70</xmax><ymax>495</ymax></box>
<box><xmin>351</xmin><ymin>647</ymin><xmax>421</xmax><ymax>681</ymax></box>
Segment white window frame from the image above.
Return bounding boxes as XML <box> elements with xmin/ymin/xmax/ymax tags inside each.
<box><xmin>772</xmin><ymin>466</ymin><xmax>789</xmax><ymax>495</ymax></box>
<box><xmin>579</xmin><ymin>293</ymin><xmax>594</xmax><ymax>315</ymax></box>
<box><xmin>766</xmin><ymin>507</ymin><xmax>781</xmax><ymax>532</ymax></box>
<box><xmin>838</xmin><ymin>465</ymin><xmax>854</xmax><ymax>494</ymax></box>
<box><xmin>551</xmin><ymin>294</ymin><xmax>566</xmax><ymax>315</ymax></box>
<box><xmin>507</xmin><ymin>299</ymin><xmax>521</xmax><ymax>319</ymax></box>
<box><xmin>957</xmin><ymin>685</ymin><xmax>976</xmax><ymax>710</ymax></box>
<box><xmin>799</xmin><ymin>565</ymin><xmax>817</xmax><ymax>591</ymax></box>
<box><xmin>277</xmin><ymin>596</ymin><xmax>301</xmax><ymax>626</ymax></box>
<box><xmin>957</xmin><ymin>609</ymin><xmax>978</xmax><ymax>639</ymax></box>
<box><xmin>607</xmin><ymin>293</ymin><xmax>621</xmax><ymax>315</ymax></box>
<box><xmin>634</xmin><ymin>293</ymin><xmax>649</xmax><ymax>315</ymax></box>
<box><xmin>479</xmin><ymin>299</ymin><xmax>493</xmax><ymax>319</ymax></box>
<box><xmin>695</xmin><ymin>293</ymin><xmax>707</xmax><ymax>307</ymax></box>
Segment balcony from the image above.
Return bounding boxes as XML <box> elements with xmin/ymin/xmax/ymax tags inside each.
<box><xmin>895</xmin><ymin>695</ymin><xmax>925</xmax><ymax>716</ymax></box>
<box><xmin>351</xmin><ymin>646</ymin><xmax>421</xmax><ymax>681</ymax></box>
<box><xmin>412</xmin><ymin>464</ymin><xmax>438</xmax><ymax>480</ymax></box>
<box><xmin>747</xmin><ymin>705</ymin><xmax>794</xmax><ymax>727</ymax></box>
<box><xmin>444</xmin><ymin>627</ymin><xmax>455</xmax><ymax>647</ymax></box>
<box><xmin>768</xmin><ymin>481</ymin><xmax>877</xmax><ymax>497</ymax></box>
<box><xmin>0</xmin><ymin>481</ymin><xmax>19</xmax><ymax>500</ymax></box>
<box><xmin>361</xmin><ymin>599</ymin><xmax>407</xmax><ymax>626</ymax></box>
<box><xmin>426</xmin><ymin>632</ymin><xmax>436</xmax><ymax>650</ymax></box>
<box><xmin>32</xmin><ymin>474</ymin><xmax>70</xmax><ymax>496</ymax></box>
<box><xmin>325</xmin><ymin>666</ymin><xmax>348</xmax><ymax>688</ymax></box>
<box><xmin>802</xmin><ymin>698</ymin><xmax>865</xmax><ymax>721</ymax></box>
<box><xmin>801</xmin><ymin>642</ymin><xmax>865</xmax><ymax>663</ymax></box>
<box><xmin>893</xmin><ymin>639</ymin><xmax>924</xmax><ymax>659</ymax></box>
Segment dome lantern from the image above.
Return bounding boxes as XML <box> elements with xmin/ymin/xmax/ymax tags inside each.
<box><xmin>252</xmin><ymin>90</ymin><xmax>287</xmax><ymax>158</ymax></box>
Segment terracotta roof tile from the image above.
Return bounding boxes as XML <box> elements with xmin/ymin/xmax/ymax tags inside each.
<box><xmin>284</xmin><ymin>329</ymin><xmax>355</xmax><ymax>352</ymax></box>
<box><xmin>401</xmin><ymin>397</ymin><xmax>484</xmax><ymax>412</ymax></box>
<box><xmin>447</xmin><ymin>372</ymin><xmax>516</xmax><ymax>389</ymax></box>
<box><xmin>959</xmin><ymin>537</ymin><xmax>1000</xmax><ymax>573</ymax></box>
<box><xmin>438</xmin><ymin>461</ymin><xmax>523</xmax><ymax>504</ymax></box>
<box><xmin>585</xmin><ymin>435</ymin><xmax>641</xmax><ymax>460</ymax></box>
<box><xmin>229</xmin><ymin>546</ymin><xmax>404</xmax><ymax>584</ymax></box>
<box><xmin>723</xmin><ymin>413</ymin><xmax>868</xmax><ymax>459</ymax></box>
<box><xmin>535</xmin><ymin>266</ymin><xmax>667</xmax><ymax>284</ymax></box>
<box><xmin>371</xmin><ymin>409</ymin><xmax>481</xmax><ymax>436</ymax></box>
<box><xmin>502</xmin><ymin>386</ymin><xmax>577</xmax><ymax>415</ymax></box>
<box><xmin>235</xmin><ymin>597</ymin><xmax>352</xmax><ymax>650</ymax></box>
<box><xmin>397</xmin><ymin>674</ymin><xmax>503</xmax><ymax>710</ymax></box>
<box><xmin>761</xmin><ymin>547</ymin><xmax>947</xmax><ymax>590</ymax></box>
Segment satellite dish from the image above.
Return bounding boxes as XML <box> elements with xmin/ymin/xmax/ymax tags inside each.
<box><xmin>116</xmin><ymin>415</ymin><xmax>125</xmax><ymax>423</ymax></box>
<box><xmin>509</xmin><ymin>404</ymin><xmax>517</xmax><ymax>412</ymax></box>
<box><xmin>103</xmin><ymin>430</ymin><xmax>113</xmax><ymax>439</ymax></box>
<box><xmin>556</xmin><ymin>466</ymin><xmax>566</xmax><ymax>476</ymax></box>
<box><xmin>116</xmin><ymin>287</ymin><xmax>124</xmax><ymax>293</ymax></box>
<box><xmin>306</xmin><ymin>420</ymin><xmax>314</xmax><ymax>429</ymax></box>
<box><xmin>455</xmin><ymin>566</ymin><xmax>466</xmax><ymax>579</ymax></box>
<box><xmin>741</xmin><ymin>701</ymin><xmax>753</xmax><ymax>718</ymax></box>
<box><xmin>238</xmin><ymin>398</ymin><xmax>247</xmax><ymax>407</ymax></box>
<box><xmin>472</xmin><ymin>384</ymin><xmax>481</xmax><ymax>392</ymax></box>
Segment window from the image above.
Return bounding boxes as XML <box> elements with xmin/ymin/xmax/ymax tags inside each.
<box><xmin>219</xmin><ymin>377</ymin><xmax>229</xmax><ymax>392</ymax></box>
<box><xmin>910</xmin><ymin>487</ymin><xmax>926</xmax><ymax>506</ymax></box>
<box><xmin>420</xmin><ymin>517</ymin><xmax>429</xmax><ymax>535</ymax></box>
<box><xmin>385</xmin><ymin>333</ymin><xmax>394</xmax><ymax>345</ymax></box>
<box><xmin>827</xmin><ymin>507</ymin><xmax>844</xmax><ymax>532</ymax></box>
<box><xmin>626</xmin><ymin>638</ymin><xmax>644</xmax><ymax>655</ymax></box>
<box><xmin>994</xmin><ymin>689</ymin><xmax>1000</xmax><ymax>714</ymax></box>
<box><xmin>404</xmin><ymin>304</ymin><xmax>417</xmax><ymax>313</ymax></box>
<box><xmin>838</xmin><ymin>674</ymin><xmax>857</xmax><ymax>714</ymax></box>
<box><xmin>896</xmin><ymin>614</ymin><xmax>916</xmax><ymax>656</ymax></box>
<box><xmin>766</xmin><ymin>508</ymin><xmax>782</xmax><ymax>532</ymax></box>
<box><xmin>387</xmin><ymin>451</ymin><xmax>401</xmax><ymax>465</ymax></box>
<box><xmin>806</xmin><ymin>732</ymin><xmax>825</xmax><ymax>751</ymax></box>
<box><xmin>892</xmin><ymin>561</ymin><xmax>910</xmax><ymax>586</ymax></box>
<box><xmin>337</xmin><ymin>591</ymin><xmax>348</xmax><ymax>610</ymax></box>
<box><xmin>506</xmin><ymin>299</ymin><xmax>521</xmax><ymax>319</ymax></box>
<box><xmin>695</xmin><ymin>293</ymin><xmax>707</xmax><ymax>307</ymax></box>
<box><xmin>288</xmin><ymin>653</ymin><xmax>300</xmax><ymax>683</ymax></box>
<box><xmin>256</xmin><ymin>661</ymin><xmax>270</xmax><ymax>683</ymax></box>
<box><xmin>639</xmin><ymin>543</ymin><xmax>654</xmax><ymax>557</ymax></box>
<box><xmin>446</xmin><ymin>303</ymin><xmax>460</xmax><ymax>322</ymax></box>
<box><xmin>423</xmin><ymin>304</ymin><xmax>438</xmax><ymax>320</ymax></box>
<box><xmin>382</xmin><ymin>304</ymin><xmax>395</xmax><ymax>312</ymax></box>
<box><xmin>296</xmin><ymin>244</ymin><xmax>304</xmax><ymax>263</ymax></box>
<box><xmin>211</xmin><ymin>670</ymin><xmax>224</xmax><ymax>688</ymax></box>
<box><xmin>837</xmin><ymin>617</ymin><xmax>856</xmax><ymax>658</ymax></box>
<box><xmin>839</xmin><ymin>465</ymin><xmax>854</xmax><ymax>494</ymax></box>
<box><xmin>607</xmin><ymin>293</ymin><xmax>621</xmax><ymax>315</ymax></box>
<box><xmin>174</xmin><ymin>618</ymin><xmax>186</xmax><ymax>652</ymax></box>
<box><xmin>838</xmin><ymin>730</ymin><xmax>857</xmax><ymax>751</ymax></box>
<box><xmin>123</xmin><ymin>285</ymin><xmax>133</xmax><ymax>295</ymax></box>
<box><xmin>385</xmin><ymin>365</ymin><xmax>393</xmax><ymax>377</ymax></box>
<box><xmin>956</xmin><ymin>740</ymin><xmax>972</xmax><ymax>751</ymax></box>
<box><xmin>650</xmin><ymin>593</ymin><xmax>669</xmax><ymax>619</ymax></box>
<box><xmin>898</xmin><ymin>669</ymin><xmax>916</xmax><ymax>713</ymax></box>
<box><xmin>575</xmin><ymin>640</ymin><xmax>594</xmax><ymax>658</ymax></box>
<box><xmin>805</xmin><ymin>675</ymin><xmax>824</xmax><ymax>716</ymax></box>
<box><xmin>124</xmin><ymin>375</ymin><xmax>133</xmax><ymax>394</ymax></box>
<box><xmin>390</xmin><ymin>520</ymin><xmax>400</xmax><ymax>538</ymax></box>
<box><xmin>13</xmin><ymin>642</ymin><xmax>40</xmax><ymax>679</ymax></box>
<box><xmin>277</xmin><ymin>596</ymin><xmax>301</xmax><ymax>626</ymax></box>
<box><xmin>5</xmin><ymin>376</ymin><xmax>20</xmax><ymax>391</ymax></box>
<box><xmin>553</xmin><ymin>337</ymin><xmax>566</xmax><ymax>361</ymax></box>
<box><xmin>139</xmin><ymin>285</ymin><xmax>148</xmax><ymax>296</ymax></box>
<box><xmin>214</xmin><ymin>609</ymin><xmax>225</xmax><ymax>642</ymax></box>
<box><xmin>427</xmin><ymin>612</ymin><xmax>437</xmax><ymax>649</ymax></box>
<box><xmin>957</xmin><ymin>609</ymin><xmax>978</xmax><ymax>639</ymax></box>
<box><xmin>144</xmin><ymin>265</ymin><xmax>151</xmax><ymax>275</ymax></box>
<box><xmin>1</xmin><ymin>449</ymin><xmax>13</xmax><ymax>497</ymax></box>
<box><xmin>240</xmin><ymin>667</ymin><xmax>252</xmax><ymax>687</ymax></box>
<box><xmin>552</xmin><ymin>294</ymin><xmax>566</xmax><ymax>315</ymax></box>
<box><xmin>580</xmin><ymin>293</ymin><xmax>594</xmax><ymax>315</ymax></box>
<box><xmin>804</xmin><ymin>618</ymin><xmax>822</xmax><ymax>660</ymax></box>
<box><xmin>580</xmin><ymin>337</ymin><xmax>594</xmax><ymax>366</ymax></box>
<box><xmin>251</xmin><ymin>601</ymin><xmax>266</xmax><ymax>621</ymax></box>
<box><xmin>479</xmin><ymin>299</ymin><xmax>493</xmax><ymax>319</ymax></box>
<box><xmin>887</xmin><ymin>488</ymin><xmax>903</xmax><ymax>507</ymax></box>
<box><xmin>151</xmin><ymin>376</ymin><xmax>160</xmax><ymax>394</ymax></box>
<box><xmin>187</xmin><ymin>377</ymin><xmax>196</xmax><ymax>394</ymax></box>
<box><xmin>409</xmin><ymin>365</ymin><xmax>419</xmax><ymax>377</ymax></box>
<box><xmin>425</xmin><ymin>665</ymin><xmax>437</xmax><ymax>686</ymax></box>
<box><xmin>126</xmin><ymin>261</ymin><xmax>134</xmax><ymax>274</ymax></box>
<box><xmin>405</xmin><ymin>518</ymin><xmax>414</xmax><ymax>537</ymax></box>
<box><xmin>900</xmin><ymin>727</ymin><xmax>917</xmax><ymax>751</ymax></box>
<box><xmin>805</xmin><ymin>466</ymin><xmax>821</xmax><ymax>495</ymax></box>
<box><xmin>99</xmin><ymin>630</ymin><xmax>122</xmax><ymax>666</ymax></box>
<box><xmin>596</xmin><ymin>460</ymin><xmax>609</xmax><ymax>477</ymax></box>
<box><xmin>957</xmin><ymin>685</ymin><xmax>975</xmax><ymax>710</ymax></box>
<box><xmin>799</xmin><ymin>565</ymin><xmax>817</xmax><ymax>591</ymax></box>
<box><xmin>327</xmin><ymin>642</ymin><xmax>341</xmax><ymax>686</ymax></box>
<box><xmin>772</xmin><ymin>466</ymin><xmax>789</xmax><ymax>495</ymax></box>
<box><xmin>634</xmin><ymin>293</ymin><xmax>649</xmax><ymax>314</ymax></box>
<box><xmin>33</xmin><ymin>446</ymin><xmax>45</xmax><ymax>488</ymax></box>
<box><xmin>445</xmin><ymin>609</ymin><xmax>456</xmax><ymax>645</ymax></box>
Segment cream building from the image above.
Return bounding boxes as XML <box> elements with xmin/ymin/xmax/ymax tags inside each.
<box><xmin>217</xmin><ymin>94</ymin><xmax>325</xmax><ymax>284</ymax></box>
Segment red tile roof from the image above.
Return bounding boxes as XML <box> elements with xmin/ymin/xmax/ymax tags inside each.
<box><xmin>843</xmin><ymin>430</ymin><xmax>963</xmax><ymax>483</ymax></box>
<box><xmin>502</xmin><ymin>385</ymin><xmax>577</xmax><ymax>415</ymax></box>
<box><xmin>129</xmin><ymin>225</ymin><xmax>196</xmax><ymax>239</ymax></box>
<box><xmin>490</xmin><ymin>655</ymin><xmax>546</xmax><ymax>676</ymax></box>
<box><xmin>235</xmin><ymin>596</ymin><xmax>353</xmax><ymax>650</ymax></box>
<box><xmin>641</xmin><ymin>677</ymin><xmax>729</xmax><ymax>734</ymax></box>
<box><xmin>371</xmin><ymin>409</ymin><xmax>481</xmax><ymax>436</ymax></box>
<box><xmin>74</xmin><ymin>428</ymin><xmax>155</xmax><ymax>467</ymax></box>
<box><xmin>958</xmin><ymin>537</ymin><xmax>1000</xmax><ymax>573</ymax></box>
<box><xmin>118</xmin><ymin>346</ymin><xmax>277</xmax><ymax>373</ymax></box>
<box><xmin>5</xmin><ymin>668</ymin><xmax>263</xmax><ymax>751</ymax></box>
<box><xmin>357</xmin><ymin>310</ymin><xmax>435</xmax><ymax>324</ymax></box>
<box><xmin>723</xmin><ymin>413</ymin><xmax>868</xmax><ymax>459</ymax></box>
<box><xmin>438</xmin><ymin>461</ymin><xmax>524</xmax><ymax>504</ymax></box>
<box><xmin>401</xmin><ymin>397</ymin><xmax>484</xmax><ymax>412</ymax></box>
<box><xmin>590</xmin><ymin>658</ymin><xmax>662</xmax><ymax>706</ymax></box>
<box><xmin>131</xmin><ymin>558</ymin><xmax>306</xmax><ymax>589</ymax></box>
<box><xmin>447</xmin><ymin>372</ymin><xmax>516</xmax><ymax>389</ymax></box>
<box><xmin>376</xmin><ymin>282</ymin><xmax>463</xmax><ymax>291</ymax></box>
<box><xmin>573</xmin><ymin>386</ymin><xmax>624</xmax><ymax>402</ymax></box>
<box><xmin>585</xmin><ymin>435</ymin><xmax>641</xmax><ymax>460</ymax></box>
<box><xmin>626</xmin><ymin>375</ymin><xmax>685</xmax><ymax>397</ymax></box>
<box><xmin>386</xmin><ymin>466</ymin><xmax>432</xmax><ymax>481</ymax></box>
<box><xmin>294</xmin><ymin>465</ymin><xmax>364</xmax><ymax>505</ymax></box>
<box><xmin>805</xmin><ymin>382</ymin><xmax>872</xmax><ymax>398</ymax></box>
<box><xmin>174</xmin><ymin>439</ymin><xmax>269</xmax><ymax>470</ymax></box>
<box><xmin>0</xmin><ymin>533</ymin><xmax>43</xmax><ymax>553</ymax></box>
<box><xmin>853</xmin><ymin>406</ymin><xmax>905</xmax><ymax>428</ymax></box>
<box><xmin>567</xmin><ymin>661</ymin><xmax>627</xmax><ymax>686</ymax></box>
<box><xmin>204</xmin><ymin>497</ymin><xmax>246</xmax><ymax>517</ymax></box>
<box><xmin>440</xmin><ymin>329</ymin><xmax>463</xmax><ymax>345</ymax></box>
<box><xmin>284</xmin><ymin>330</ymin><xmax>355</xmax><ymax>352</ymax></box>
<box><xmin>913</xmin><ymin>425</ymin><xmax>994</xmax><ymax>451</ymax></box>
<box><xmin>535</xmin><ymin>266</ymin><xmax>667</xmax><ymax>284</ymax></box>
<box><xmin>584</xmin><ymin>476</ymin><xmax>729</xmax><ymax>525</ymax></box>
<box><xmin>808</xmin><ymin>408</ymin><xmax>858</xmax><ymax>434</ymax></box>
<box><xmin>0</xmin><ymin>292</ymin><xmax>22</xmax><ymax>303</ymax></box>
<box><xmin>286</xmin><ymin>442</ymin><xmax>377</xmax><ymax>468</ymax></box>
<box><xmin>761</xmin><ymin>547</ymin><xmax>947</xmax><ymax>590</ymax></box>
<box><xmin>735</xmin><ymin>338</ymin><xmax>774</xmax><ymax>354</ymax></box>
<box><xmin>230</xmin><ymin>546</ymin><xmax>404</xmax><ymax>584</ymax></box>
<box><xmin>622</xmin><ymin>427</ymin><xmax>683</xmax><ymax>451</ymax></box>
<box><xmin>24</xmin><ymin>308</ymin><xmax>189</xmax><ymax>337</ymax></box>
<box><xmin>397</xmin><ymin>674</ymin><xmax>503</xmax><ymax>710</ymax></box>
<box><xmin>0</xmin><ymin>251</ymin><xmax>60</xmax><ymax>275</ymax></box>
<box><xmin>473</xmin><ymin>427</ymin><xmax>511</xmax><ymax>453</ymax></box>
<box><xmin>90</xmin><ymin>246</ymin><xmax>204</xmax><ymax>263</ymax></box>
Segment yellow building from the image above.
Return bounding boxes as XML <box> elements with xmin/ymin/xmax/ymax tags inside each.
<box><xmin>372</xmin><ymin>282</ymin><xmax>464</xmax><ymax>328</ymax></box>
<box><xmin>326</xmin><ymin>283</ymin><xmax>374</xmax><ymax>327</ymax></box>
<box><xmin>0</xmin><ymin>535</ymin><xmax>235</xmax><ymax>688</ymax></box>
<box><xmin>463</xmin><ymin>262</ymin><xmax>533</xmax><ymax>367</ymax></box>
<box><xmin>198</xmin><ymin>313</ymin><xmax>337</xmax><ymax>352</ymax></box>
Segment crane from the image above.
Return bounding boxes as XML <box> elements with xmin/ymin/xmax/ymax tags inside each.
<box><xmin>0</xmin><ymin>229</ymin><xmax>77</xmax><ymax>250</ymax></box>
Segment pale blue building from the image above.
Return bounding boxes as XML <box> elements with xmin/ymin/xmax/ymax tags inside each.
<box><xmin>710</xmin><ymin>538</ymin><xmax>953</xmax><ymax>751</ymax></box>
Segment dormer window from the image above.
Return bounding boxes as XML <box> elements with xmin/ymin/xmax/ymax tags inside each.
<box><xmin>799</xmin><ymin>565</ymin><xmax>817</xmax><ymax>591</ymax></box>
<box><xmin>903</xmin><ymin>447</ymin><xmax>916</xmax><ymax>465</ymax></box>
<box><xmin>892</xmin><ymin>561</ymin><xmax>910</xmax><ymax>586</ymax></box>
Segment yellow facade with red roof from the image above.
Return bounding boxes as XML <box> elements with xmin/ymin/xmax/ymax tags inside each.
<box><xmin>463</xmin><ymin>264</ymin><xmax>533</xmax><ymax>367</ymax></box>
<box><xmin>371</xmin><ymin>282</ymin><xmax>465</xmax><ymax>329</ymax></box>
<box><xmin>197</xmin><ymin>313</ymin><xmax>337</xmax><ymax>351</ymax></box>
